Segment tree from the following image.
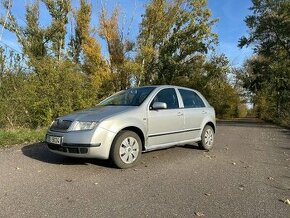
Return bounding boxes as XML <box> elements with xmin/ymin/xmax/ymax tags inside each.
<box><xmin>71</xmin><ymin>0</ymin><xmax>111</xmax><ymax>99</ymax></box>
<box><xmin>138</xmin><ymin>0</ymin><xmax>218</xmax><ymax>84</ymax></box>
<box><xmin>137</xmin><ymin>0</ymin><xmax>244</xmax><ymax>118</ymax></box>
<box><xmin>99</xmin><ymin>6</ymin><xmax>135</xmax><ymax>90</ymax></box>
<box><xmin>0</xmin><ymin>1</ymin><xmax>47</xmax><ymax>59</ymax></box>
<box><xmin>0</xmin><ymin>0</ymin><xmax>110</xmax><ymax>127</ymax></box>
<box><xmin>238</xmin><ymin>0</ymin><xmax>290</xmax><ymax>125</ymax></box>
<box><xmin>137</xmin><ymin>0</ymin><xmax>181</xmax><ymax>84</ymax></box>
<box><xmin>44</xmin><ymin>0</ymin><xmax>71</xmax><ymax>60</ymax></box>
<box><xmin>239</xmin><ymin>0</ymin><xmax>290</xmax><ymax>57</ymax></box>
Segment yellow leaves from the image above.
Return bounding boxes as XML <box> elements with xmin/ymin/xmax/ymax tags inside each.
<box><xmin>141</xmin><ymin>46</ymin><xmax>155</xmax><ymax>59</ymax></box>
<box><xmin>98</xmin><ymin>5</ymin><xmax>136</xmax><ymax>90</ymax></box>
<box><xmin>99</xmin><ymin>7</ymin><xmax>120</xmax><ymax>42</ymax></box>
<box><xmin>99</xmin><ymin>6</ymin><xmax>124</xmax><ymax>68</ymax></box>
<box><xmin>74</xmin><ymin>0</ymin><xmax>108</xmax><ymax>86</ymax></box>
<box><xmin>75</xmin><ymin>0</ymin><xmax>91</xmax><ymax>38</ymax></box>
<box><xmin>82</xmin><ymin>38</ymin><xmax>102</xmax><ymax>63</ymax></box>
<box><xmin>123</xmin><ymin>60</ymin><xmax>142</xmax><ymax>79</ymax></box>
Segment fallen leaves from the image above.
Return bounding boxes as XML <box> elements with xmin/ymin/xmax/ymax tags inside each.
<box><xmin>279</xmin><ymin>199</ymin><xmax>290</xmax><ymax>205</ymax></box>
<box><xmin>239</xmin><ymin>184</ymin><xmax>246</xmax><ymax>191</ymax></box>
<box><xmin>267</xmin><ymin>177</ymin><xmax>274</xmax><ymax>180</ymax></box>
<box><xmin>194</xmin><ymin>212</ymin><xmax>205</xmax><ymax>216</ymax></box>
<box><xmin>243</xmin><ymin>165</ymin><xmax>252</xmax><ymax>169</ymax></box>
<box><xmin>65</xmin><ymin>179</ymin><xmax>72</xmax><ymax>182</ymax></box>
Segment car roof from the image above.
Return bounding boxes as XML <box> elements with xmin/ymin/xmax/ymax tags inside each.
<box><xmin>138</xmin><ymin>85</ymin><xmax>198</xmax><ymax>92</ymax></box>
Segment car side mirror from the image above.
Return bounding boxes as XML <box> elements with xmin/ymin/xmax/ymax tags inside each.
<box><xmin>152</xmin><ymin>102</ymin><xmax>167</xmax><ymax>110</ymax></box>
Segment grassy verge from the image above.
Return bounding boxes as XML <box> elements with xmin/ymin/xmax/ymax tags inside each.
<box><xmin>0</xmin><ymin>128</ymin><xmax>47</xmax><ymax>148</ymax></box>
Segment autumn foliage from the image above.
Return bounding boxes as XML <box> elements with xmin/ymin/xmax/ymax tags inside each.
<box><xmin>0</xmin><ymin>0</ymin><xmax>251</xmax><ymax>128</ymax></box>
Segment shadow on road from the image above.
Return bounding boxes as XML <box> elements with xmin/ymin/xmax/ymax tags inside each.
<box><xmin>21</xmin><ymin>143</ymin><xmax>115</xmax><ymax>168</ymax></box>
<box><xmin>21</xmin><ymin>118</ymin><xmax>289</xmax><ymax>167</ymax></box>
<box><xmin>21</xmin><ymin>142</ymin><xmax>201</xmax><ymax>168</ymax></box>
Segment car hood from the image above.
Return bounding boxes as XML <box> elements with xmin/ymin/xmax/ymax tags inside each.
<box><xmin>58</xmin><ymin>105</ymin><xmax>136</xmax><ymax>122</ymax></box>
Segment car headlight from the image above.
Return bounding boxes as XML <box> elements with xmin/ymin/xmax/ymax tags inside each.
<box><xmin>69</xmin><ymin>121</ymin><xmax>98</xmax><ymax>131</ymax></box>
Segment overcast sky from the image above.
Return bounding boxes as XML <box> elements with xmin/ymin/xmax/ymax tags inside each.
<box><xmin>0</xmin><ymin>0</ymin><xmax>253</xmax><ymax>67</ymax></box>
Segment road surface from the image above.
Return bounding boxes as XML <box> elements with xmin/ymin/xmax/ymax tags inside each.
<box><xmin>0</xmin><ymin>118</ymin><xmax>289</xmax><ymax>217</ymax></box>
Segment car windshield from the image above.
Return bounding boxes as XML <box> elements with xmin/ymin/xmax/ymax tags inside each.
<box><xmin>99</xmin><ymin>87</ymin><xmax>156</xmax><ymax>106</ymax></box>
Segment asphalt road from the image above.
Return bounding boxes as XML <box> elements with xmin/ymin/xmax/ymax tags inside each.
<box><xmin>0</xmin><ymin>118</ymin><xmax>289</xmax><ymax>218</ymax></box>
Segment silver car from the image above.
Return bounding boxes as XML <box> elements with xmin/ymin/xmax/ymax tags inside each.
<box><xmin>45</xmin><ymin>85</ymin><xmax>216</xmax><ymax>168</ymax></box>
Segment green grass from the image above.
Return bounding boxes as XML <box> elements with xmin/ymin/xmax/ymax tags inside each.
<box><xmin>0</xmin><ymin>128</ymin><xmax>47</xmax><ymax>148</ymax></box>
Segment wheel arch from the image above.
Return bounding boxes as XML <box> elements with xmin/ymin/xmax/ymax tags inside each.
<box><xmin>204</xmin><ymin>121</ymin><xmax>216</xmax><ymax>133</ymax></box>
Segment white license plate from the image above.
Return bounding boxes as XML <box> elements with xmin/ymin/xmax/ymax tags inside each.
<box><xmin>47</xmin><ymin>135</ymin><xmax>62</xmax><ymax>145</ymax></box>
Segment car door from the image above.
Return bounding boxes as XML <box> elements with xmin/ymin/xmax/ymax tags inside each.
<box><xmin>178</xmin><ymin>89</ymin><xmax>206</xmax><ymax>140</ymax></box>
<box><xmin>147</xmin><ymin>88</ymin><xmax>184</xmax><ymax>148</ymax></box>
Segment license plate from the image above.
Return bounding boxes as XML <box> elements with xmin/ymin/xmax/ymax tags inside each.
<box><xmin>46</xmin><ymin>135</ymin><xmax>62</xmax><ymax>145</ymax></box>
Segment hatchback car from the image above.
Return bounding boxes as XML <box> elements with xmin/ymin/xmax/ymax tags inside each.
<box><xmin>45</xmin><ymin>85</ymin><xmax>216</xmax><ymax>168</ymax></box>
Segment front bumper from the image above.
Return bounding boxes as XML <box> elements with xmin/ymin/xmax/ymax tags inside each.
<box><xmin>45</xmin><ymin>126</ymin><xmax>116</xmax><ymax>159</ymax></box>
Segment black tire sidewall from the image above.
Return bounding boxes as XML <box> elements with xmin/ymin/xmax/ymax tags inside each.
<box><xmin>110</xmin><ymin>131</ymin><xmax>142</xmax><ymax>169</ymax></box>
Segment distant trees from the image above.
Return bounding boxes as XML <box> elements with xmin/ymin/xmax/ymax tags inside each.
<box><xmin>0</xmin><ymin>0</ymin><xmax>247</xmax><ymax>128</ymax></box>
<box><xmin>238</xmin><ymin>0</ymin><xmax>290</xmax><ymax>126</ymax></box>
<box><xmin>137</xmin><ymin>0</ymin><xmax>245</xmax><ymax>118</ymax></box>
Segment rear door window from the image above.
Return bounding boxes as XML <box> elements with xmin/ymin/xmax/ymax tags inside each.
<box><xmin>178</xmin><ymin>89</ymin><xmax>205</xmax><ymax>108</ymax></box>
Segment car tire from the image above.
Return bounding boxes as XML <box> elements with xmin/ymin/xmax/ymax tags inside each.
<box><xmin>110</xmin><ymin>130</ymin><xmax>142</xmax><ymax>169</ymax></box>
<box><xmin>198</xmin><ymin>125</ymin><xmax>215</xmax><ymax>150</ymax></box>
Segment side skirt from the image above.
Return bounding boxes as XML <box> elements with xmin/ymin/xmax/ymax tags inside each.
<box><xmin>144</xmin><ymin>137</ymin><xmax>201</xmax><ymax>152</ymax></box>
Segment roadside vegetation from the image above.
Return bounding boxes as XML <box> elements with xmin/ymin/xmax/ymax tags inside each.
<box><xmin>0</xmin><ymin>128</ymin><xmax>46</xmax><ymax>148</ymax></box>
<box><xmin>0</xmin><ymin>0</ymin><xmax>288</xmax><ymax>146</ymax></box>
<box><xmin>237</xmin><ymin>0</ymin><xmax>290</xmax><ymax>127</ymax></box>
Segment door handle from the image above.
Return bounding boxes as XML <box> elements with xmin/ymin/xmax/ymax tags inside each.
<box><xmin>202</xmin><ymin>110</ymin><xmax>207</xmax><ymax>114</ymax></box>
<box><xmin>177</xmin><ymin>112</ymin><xmax>184</xmax><ymax>116</ymax></box>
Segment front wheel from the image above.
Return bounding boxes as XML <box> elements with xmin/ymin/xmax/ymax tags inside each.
<box><xmin>198</xmin><ymin>125</ymin><xmax>215</xmax><ymax>150</ymax></box>
<box><xmin>110</xmin><ymin>131</ymin><xmax>142</xmax><ymax>169</ymax></box>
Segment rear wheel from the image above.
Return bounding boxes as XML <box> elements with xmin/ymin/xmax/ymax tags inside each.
<box><xmin>198</xmin><ymin>125</ymin><xmax>214</xmax><ymax>150</ymax></box>
<box><xmin>110</xmin><ymin>131</ymin><xmax>142</xmax><ymax>169</ymax></box>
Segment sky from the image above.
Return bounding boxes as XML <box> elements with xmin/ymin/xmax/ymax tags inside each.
<box><xmin>0</xmin><ymin>0</ymin><xmax>253</xmax><ymax>67</ymax></box>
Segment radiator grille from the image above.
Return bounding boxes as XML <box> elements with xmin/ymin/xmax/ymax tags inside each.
<box><xmin>50</xmin><ymin>119</ymin><xmax>72</xmax><ymax>131</ymax></box>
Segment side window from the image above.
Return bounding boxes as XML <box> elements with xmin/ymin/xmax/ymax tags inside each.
<box><xmin>151</xmin><ymin>88</ymin><xmax>179</xmax><ymax>109</ymax></box>
<box><xmin>178</xmin><ymin>89</ymin><xmax>205</xmax><ymax>108</ymax></box>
